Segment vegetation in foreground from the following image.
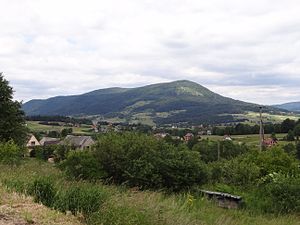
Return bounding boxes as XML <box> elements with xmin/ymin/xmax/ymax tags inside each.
<box><xmin>0</xmin><ymin>160</ymin><xmax>299</xmax><ymax>225</ymax></box>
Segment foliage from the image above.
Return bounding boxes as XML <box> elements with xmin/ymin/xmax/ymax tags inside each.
<box><xmin>61</xmin><ymin>128</ymin><xmax>73</xmax><ymax>137</ymax></box>
<box><xmin>0</xmin><ymin>140</ymin><xmax>24</xmax><ymax>165</ymax></box>
<box><xmin>59</xmin><ymin>150</ymin><xmax>107</xmax><ymax>180</ymax></box>
<box><xmin>282</xmin><ymin>143</ymin><xmax>296</xmax><ymax>156</ymax></box>
<box><xmin>209</xmin><ymin>148</ymin><xmax>300</xmax><ymax>186</ymax></box>
<box><xmin>286</xmin><ymin>130</ymin><xmax>295</xmax><ymax>141</ymax></box>
<box><xmin>29</xmin><ymin>177</ymin><xmax>57</xmax><ymax>207</ymax></box>
<box><xmin>34</xmin><ymin>145</ymin><xmax>56</xmax><ymax>160</ymax></box>
<box><xmin>296</xmin><ymin>142</ymin><xmax>300</xmax><ymax>160</ymax></box>
<box><xmin>92</xmin><ymin>132</ymin><xmax>209</xmax><ymax>191</ymax></box>
<box><xmin>249</xmin><ymin>174</ymin><xmax>300</xmax><ymax>214</ymax></box>
<box><xmin>192</xmin><ymin>139</ymin><xmax>248</xmax><ymax>163</ymax></box>
<box><xmin>293</xmin><ymin>124</ymin><xmax>300</xmax><ymax>140</ymax></box>
<box><xmin>54</xmin><ymin>183</ymin><xmax>108</xmax><ymax>216</ymax></box>
<box><xmin>0</xmin><ymin>73</ymin><xmax>27</xmax><ymax>145</ymax></box>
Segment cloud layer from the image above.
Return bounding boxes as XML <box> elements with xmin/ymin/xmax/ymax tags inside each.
<box><xmin>1</xmin><ymin>0</ymin><xmax>300</xmax><ymax>104</ymax></box>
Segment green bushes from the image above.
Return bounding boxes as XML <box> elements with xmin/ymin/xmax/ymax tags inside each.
<box><xmin>247</xmin><ymin>174</ymin><xmax>300</xmax><ymax>214</ymax></box>
<box><xmin>210</xmin><ymin>148</ymin><xmax>300</xmax><ymax>187</ymax></box>
<box><xmin>91</xmin><ymin>132</ymin><xmax>209</xmax><ymax>191</ymax></box>
<box><xmin>34</xmin><ymin>145</ymin><xmax>70</xmax><ymax>162</ymax></box>
<box><xmin>59</xmin><ymin>150</ymin><xmax>107</xmax><ymax>181</ymax></box>
<box><xmin>0</xmin><ymin>140</ymin><xmax>24</xmax><ymax>165</ymax></box>
<box><xmin>192</xmin><ymin>139</ymin><xmax>248</xmax><ymax>163</ymax></box>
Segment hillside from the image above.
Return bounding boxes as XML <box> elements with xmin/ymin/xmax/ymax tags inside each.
<box><xmin>23</xmin><ymin>80</ymin><xmax>280</xmax><ymax>125</ymax></box>
<box><xmin>274</xmin><ymin>102</ymin><xmax>300</xmax><ymax>112</ymax></box>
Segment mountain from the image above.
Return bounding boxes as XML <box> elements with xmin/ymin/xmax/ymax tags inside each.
<box><xmin>23</xmin><ymin>80</ymin><xmax>279</xmax><ymax>125</ymax></box>
<box><xmin>273</xmin><ymin>102</ymin><xmax>300</xmax><ymax>112</ymax></box>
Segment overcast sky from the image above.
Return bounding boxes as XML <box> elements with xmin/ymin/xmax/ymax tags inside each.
<box><xmin>1</xmin><ymin>0</ymin><xmax>300</xmax><ymax>104</ymax></box>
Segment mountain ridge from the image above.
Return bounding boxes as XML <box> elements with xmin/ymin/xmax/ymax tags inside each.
<box><xmin>273</xmin><ymin>102</ymin><xmax>300</xmax><ymax>112</ymax></box>
<box><xmin>23</xmin><ymin>80</ymin><xmax>281</xmax><ymax>125</ymax></box>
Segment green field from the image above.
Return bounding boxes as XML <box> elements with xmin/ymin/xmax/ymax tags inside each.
<box><xmin>0</xmin><ymin>159</ymin><xmax>299</xmax><ymax>225</ymax></box>
<box><xmin>200</xmin><ymin>133</ymin><xmax>289</xmax><ymax>146</ymax></box>
<box><xmin>26</xmin><ymin>121</ymin><xmax>93</xmax><ymax>135</ymax></box>
<box><xmin>233</xmin><ymin>112</ymin><xmax>300</xmax><ymax>125</ymax></box>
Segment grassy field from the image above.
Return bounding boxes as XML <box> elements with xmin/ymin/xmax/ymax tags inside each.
<box><xmin>200</xmin><ymin>133</ymin><xmax>289</xmax><ymax>147</ymax></box>
<box><xmin>233</xmin><ymin>112</ymin><xmax>300</xmax><ymax>125</ymax></box>
<box><xmin>26</xmin><ymin>121</ymin><xmax>93</xmax><ymax>135</ymax></box>
<box><xmin>0</xmin><ymin>159</ymin><xmax>299</xmax><ymax>225</ymax></box>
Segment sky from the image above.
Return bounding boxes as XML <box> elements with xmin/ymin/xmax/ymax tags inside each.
<box><xmin>1</xmin><ymin>0</ymin><xmax>300</xmax><ymax>105</ymax></box>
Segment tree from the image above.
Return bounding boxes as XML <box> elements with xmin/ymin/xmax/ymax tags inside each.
<box><xmin>296</xmin><ymin>142</ymin><xmax>300</xmax><ymax>160</ymax></box>
<box><xmin>281</xmin><ymin>119</ymin><xmax>296</xmax><ymax>133</ymax></box>
<box><xmin>293</xmin><ymin>124</ymin><xmax>300</xmax><ymax>141</ymax></box>
<box><xmin>286</xmin><ymin>130</ymin><xmax>295</xmax><ymax>141</ymax></box>
<box><xmin>0</xmin><ymin>73</ymin><xmax>27</xmax><ymax>145</ymax></box>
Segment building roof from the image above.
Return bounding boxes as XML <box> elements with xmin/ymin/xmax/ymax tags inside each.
<box><xmin>40</xmin><ymin>137</ymin><xmax>60</xmax><ymax>146</ymax></box>
<box><xmin>63</xmin><ymin>135</ymin><xmax>94</xmax><ymax>147</ymax></box>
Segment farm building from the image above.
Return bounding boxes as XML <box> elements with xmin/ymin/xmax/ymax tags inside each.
<box><xmin>61</xmin><ymin>135</ymin><xmax>95</xmax><ymax>150</ymax></box>
<box><xmin>39</xmin><ymin>137</ymin><xmax>60</xmax><ymax>146</ymax></box>
<box><xmin>26</xmin><ymin>134</ymin><xmax>40</xmax><ymax>149</ymax></box>
<box><xmin>184</xmin><ymin>133</ymin><xmax>194</xmax><ymax>142</ymax></box>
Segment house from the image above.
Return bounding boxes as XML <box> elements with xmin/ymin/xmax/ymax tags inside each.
<box><xmin>39</xmin><ymin>137</ymin><xmax>60</xmax><ymax>146</ymax></box>
<box><xmin>62</xmin><ymin>135</ymin><xmax>95</xmax><ymax>150</ymax></box>
<box><xmin>223</xmin><ymin>135</ymin><xmax>232</xmax><ymax>141</ymax></box>
<box><xmin>201</xmin><ymin>190</ymin><xmax>243</xmax><ymax>209</ymax></box>
<box><xmin>263</xmin><ymin>138</ymin><xmax>278</xmax><ymax>147</ymax></box>
<box><xmin>184</xmin><ymin>133</ymin><xmax>194</xmax><ymax>142</ymax></box>
<box><xmin>26</xmin><ymin>134</ymin><xmax>41</xmax><ymax>149</ymax></box>
<box><xmin>154</xmin><ymin>133</ymin><xmax>169</xmax><ymax>139</ymax></box>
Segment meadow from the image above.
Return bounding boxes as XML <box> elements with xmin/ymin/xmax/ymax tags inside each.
<box><xmin>26</xmin><ymin>121</ymin><xmax>93</xmax><ymax>135</ymax></box>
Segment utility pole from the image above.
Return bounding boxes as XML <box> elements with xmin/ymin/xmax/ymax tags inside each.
<box><xmin>217</xmin><ymin>141</ymin><xmax>220</xmax><ymax>161</ymax></box>
<box><xmin>259</xmin><ymin>106</ymin><xmax>265</xmax><ymax>152</ymax></box>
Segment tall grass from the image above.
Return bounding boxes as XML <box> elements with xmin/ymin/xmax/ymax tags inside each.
<box><xmin>0</xmin><ymin>159</ymin><xmax>299</xmax><ymax>225</ymax></box>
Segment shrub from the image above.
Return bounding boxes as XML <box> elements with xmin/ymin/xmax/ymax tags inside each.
<box><xmin>0</xmin><ymin>140</ymin><xmax>24</xmax><ymax>165</ymax></box>
<box><xmin>248</xmin><ymin>175</ymin><xmax>300</xmax><ymax>214</ymax></box>
<box><xmin>29</xmin><ymin>177</ymin><xmax>57</xmax><ymax>207</ymax></box>
<box><xmin>34</xmin><ymin>145</ymin><xmax>56</xmax><ymax>160</ymax></box>
<box><xmin>93</xmin><ymin>132</ymin><xmax>209</xmax><ymax>191</ymax></box>
<box><xmin>59</xmin><ymin>150</ymin><xmax>107</xmax><ymax>181</ymax></box>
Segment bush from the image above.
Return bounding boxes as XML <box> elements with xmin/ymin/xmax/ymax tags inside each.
<box><xmin>209</xmin><ymin>148</ymin><xmax>300</xmax><ymax>187</ymax></box>
<box><xmin>248</xmin><ymin>175</ymin><xmax>300</xmax><ymax>214</ymax></box>
<box><xmin>59</xmin><ymin>150</ymin><xmax>107</xmax><ymax>181</ymax></box>
<box><xmin>93</xmin><ymin>132</ymin><xmax>209</xmax><ymax>191</ymax></box>
<box><xmin>54</xmin><ymin>183</ymin><xmax>108</xmax><ymax>216</ymax></box>
<box><xmin>192</xmin><ymin>140</ymin><xmax>248</xmax><ymax>163</ymax></box>
<box><xmin>34</xmin><ymin>145</ymin><xmax>56</xmax><ymax>160</ymax></box>
<box><xmin>0</xmin><ymin>140</ymin><xmax>24</xmax><ymax>165</ymax></box>
<box><xmin>29</xmin><ymin>177</ymin><xmax>57</xmax><ymax>207</ymax></box>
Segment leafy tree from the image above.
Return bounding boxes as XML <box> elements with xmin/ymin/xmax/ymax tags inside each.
<box><xmin>293</xmin><ymin>124</ymin><xmax>300</xmax><ymax>141</ymax></box>
<box><xmin>286</xmin><ymin>130</ymin><xmax>295</xmax><ymax>141</ymax></box>
<box><xmin>283</xmin><ymin>143</ymin><xmax>296</xmax><ymax>156</ymax></box>
<box><xmin>48</xmin><ymin>130</ymin><xmax>60</xmax><ymax>138</ymax></box>
<box><xmin>92</xmin><ymin>132</ymin><xmax>209</xmax><ymax>191</ymax></box>
<box><xmin>296</xmin><ymin>142</ymin><xmax>300</xmax><ymax>160</ymax></box>
<box><xmin>61</xmin><ymin>128</ymin><xmax>72</xmax><ymax>137</ymax></box>
<box><xmin>0</xmin><ymin>73</ymin><xmax>27</xmax><ymax>145</ymax></box>
<box><xmin>0</xmin><ymin>140</ymin><xmax>24</xmax><ymax>165</ymax></box>
<box><xmin>281</xmin><ymin>119</ymin><xmax>296</xmax><ymax>133</ymax></box>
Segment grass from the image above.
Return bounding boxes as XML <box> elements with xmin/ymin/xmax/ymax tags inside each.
<box><xmin>26</xmin><ymin>121</ymin><xmax>93</xmax><ymax>135</ymax></box>
<box><xmin>0</xmin><ymin>183</ymin><xmax>82</xmax><ymax>225</ymax></box>
<box><xmin>0</xmin><ymin>159</ymin><xmax>299</xmax><ymax>225</ymax></box>
<box><xmin>233</xmin><ymin>112</ymin><xmax>300</xmax><ymax>125</ymax></box>
<box><xmin>200</xmin><ymin>133</ymin><xmax>290</xmax><ymax>147</ymax></box>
